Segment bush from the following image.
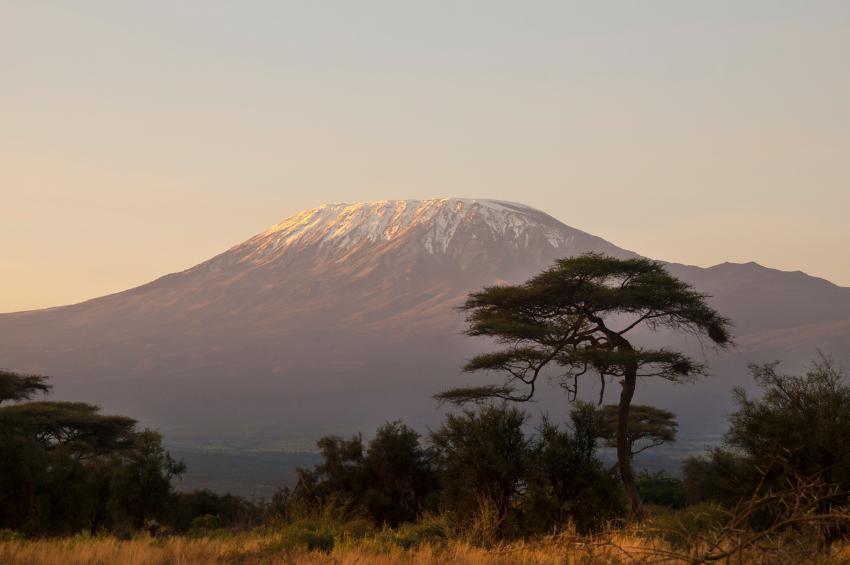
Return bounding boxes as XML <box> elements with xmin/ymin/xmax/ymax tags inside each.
<box><xmin>337</xmin><ymin>519</ymin><xmax>375</xmax><ymax>539</ymax></box>
<box><xmin>428</xmin><ymin>404</ymin><xmax>532</xmax><ymax>534</ymax></box>
<box><xmin>682</xmin><ymin>354</ymin><xmax>850</xmax><ymax>514</ymax></box>
<box><xmin>0</xmin><ymin>528</ymin><xmax>26</xmax><ymax>543</ymax></box>
<box><xmin>635</xmin><ymin>470</ymin><xmax>687</xmax><ymax>509</ymax></box>
<box><xmin>188</xmin><ymin>513</ymin><xmax>226</xmax><ymax>538</ymax></box>
<box><xmin>524</xmin><ymin>404</ymin><xmax>626</xmax><ymax>534</ymax></box>
<box><xmin>173</xmin><ymin>490</ymin><xmax>258</xmax><ymax>531</ymax></box>
<box><xmin>297</xmin><ymin>421</ymin><xmax>438</xmax><ymax>527</ymax></box>
<box><xmin>0</xmin><ymin>402</ymin><xmax>185</xmax><ymax>536</ymax></box>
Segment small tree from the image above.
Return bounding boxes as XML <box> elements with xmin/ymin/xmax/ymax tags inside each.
<box><xmin>360</xmin><ymin>421</ymin><xmax>439</xmax><ymax>526</ymax></box>
<box><xmin>597</xmin><ymin>404</ymin><xmax>678</xmax><ymax>466</ymax></box>
<box><xmin>435</xmin><ymin>253</ymin><xmax>732</xmax><ymax>517</ymax></box>
<box><xmin>110</xmin><ymin>429</ymin><xmax>187</xmax><ymax>528</ymax></box>
<box><xmin>428</xmin><ymin>404</ymin><xmax>533</xmax><ymax>527</ymax></box>
<box><xmin>528</xmin><ymin>402</ymin><xmax>625</xmax><ymax>533</ymax></box>
<box><xmin>298</xmin><ymin>421</ymin><xmax>437</xmax><ymax>526</ymax></box>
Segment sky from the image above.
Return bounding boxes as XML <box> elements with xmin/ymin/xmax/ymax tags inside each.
<box><xmin>2</xmin><ymin>1</ymin><xmax>849</xmax><ymax>313</ymax></box>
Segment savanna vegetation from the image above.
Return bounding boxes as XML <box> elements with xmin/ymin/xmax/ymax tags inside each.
<box><xmin>433</xmin><ymin>253</ymin><xmax>732</xmax><ymax>516</ymax></box>
<box><xmin>0</xmin><ymin>370</ymin><xmax>186</xmax><ymax>537</ymax></box>
<box><xmin>2</xmin><ymin>255</ymin><xmax>850</xmax><ymax>564</ymax></box>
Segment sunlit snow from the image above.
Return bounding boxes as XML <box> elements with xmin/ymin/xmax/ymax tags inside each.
<box><xmin>233</xmin><ymin>198</ymin><xmax>585</xmax><ymax>261</ymax></box>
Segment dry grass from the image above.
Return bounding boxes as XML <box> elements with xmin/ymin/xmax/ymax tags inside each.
<box><xmin>2</xmin><ymin>533</ymin><xmax>850</xmax><ymax>565</ymax></box>
<box><xmin>0</xmin><ymin>536</ymin><xmax>574</xmax><ymax>565</ymax></box>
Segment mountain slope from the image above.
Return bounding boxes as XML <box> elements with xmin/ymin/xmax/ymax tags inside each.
<box><xmin>0</xmin><ymin>198</ymin><xmax>848</xmax><ymax>453</ymax></box>
<box><xmin>0</xmin><ymin>199</ymin><xmax>637</xmax><ymax>428</ymax></box>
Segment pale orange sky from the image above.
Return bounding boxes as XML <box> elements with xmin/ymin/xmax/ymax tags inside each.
<box><xmin>2</xmin><ymin>1</ymin><xmax>849</xmax><ymax>313</ymax></box>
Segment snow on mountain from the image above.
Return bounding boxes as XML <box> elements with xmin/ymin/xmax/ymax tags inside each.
<box><xmin>196</xmin><ymin>198</ymin><xmax>635</xmax><ymax>276</ymax></box>
<box><xmin>251</xmin><ymin>199</ymin><xmax>549</xmax><ymax>254</ymax></box>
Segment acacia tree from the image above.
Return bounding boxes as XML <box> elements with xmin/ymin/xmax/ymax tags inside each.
<box><xmin>434</xmin><ymin>253</ymin><xmax>732</xmax><ymax>517</ymax></box>
<box><xmin>597</xmin><ymin>404</ymin><xmax>678</xmax><ymax>467</ymax></box>
<box><xmin>0</xmin><ymin>369</ymin><xmax>52</xmax><ymax>405</ymax></box>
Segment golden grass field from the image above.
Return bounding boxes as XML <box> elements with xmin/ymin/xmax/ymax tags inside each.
<box><xmin>3</xmin><ymin>532</ymin><xmax>850</xmax><ymax>565</ymax></box>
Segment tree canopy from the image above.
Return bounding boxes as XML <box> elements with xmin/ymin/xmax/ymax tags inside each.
<box><xmin>597</xmin><ymin>404</ymin><xmax>678</xmax><ymax>463</ymax></box>
<box><xmin>0</xmin><ymin>375</ymin><xmax>186</xmax><ymax>535</ymax></box>
<box><xmin>0</xmin><ymin>369</ymin><xmax>52</xmax><ymax>405</ymax></box>
<box><xmin>435</xmin><ymin>253</ymin><xmax>732</xmax><ymax>517</ymax></box>
<box><xmin>2</xmin><ymin>401</ymin><xmax>138</xmax><ymax>457</ymax></box>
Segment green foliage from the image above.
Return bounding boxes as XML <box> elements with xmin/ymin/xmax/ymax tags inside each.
<box><xmin>1</xmin><ymin>401</ymin><xmax>137</xmax><ymax>456</ymax></box>
<box><xmin>435</xmin><ymin>253</ymin><xmax>731</xmax><ymax>406</ymax></box>
<box><xmin>337</xmin><ymin>519</ymin><xmax>376</xmax><ymax>539</ymax></box>
<box><xmin>0</xmin><ymin>528</ymin><xmax>27</xmax><ymax>543</ymax></box>
<box><xmin>525</xmin><ymin>402</ymin><xmax>626</xmax><ymax>533</ymax></box>
<box><xmin>0</xmin><ymin>369</ymin><xmax>52</xmax><ymax>405</ymax></box>
<box><xmin>682</xmin><ymin>353</ymin><xmax>850</xmax><ymax>510</ymax></box>
<box><xmin>191</xmin><ymin>513</ymin><xmax>223</xmax><ymax>530</ymax></box>
<box><xmin>0</xmin><ymin>419</ymin><xmax>44</xmax><ymax>532</ymax></box>
<box><xmin>258</xmin><ymin>498</ymin><xmax>368</xmax><ymax>554</ymax></box>
<box><xmin>297</xmin><ymin>406</ymin><xmax>622</xmax><ymax>540</ymax></box>
<box><xmin>265</xmin><ymin>521</ymin><xmax>337</xmax><ymax>552</ymax></box>
<box><xmin>432</xmin><ymin>253</ymin><xmax>732</xmax><ymax>516</ymax></box>
<box><xmin>0</xmin><ymin>375</ymin><xmax>186</xmax><ymax>536</ymax></box>
<box><xmin>597</xmin><ymin>404</ymin><xmax>678</xmax><ymax>461</ymax></box>
<box><xmin>109</xmin><ymin>429</ymin><xmax>186</xmax><ymax>528</ymax></box>
<box><xmin>428</xmin><ymin>402</ymin><xmax>623</xmax><ymax>537</ymax></box>
<box><xmin>297</xmin><ymin>421</ymin><xmax>438</xmax><ymax>527</ymax></box>
<box><xmin>428</xmin><ymin>404</ymin><xmax>532</xmax><ymax>529</ymax></box>
<box><xmin>173</xmin><ymin>489</ymin><xmax>259</xmax><ymax>532</ymax></box>
<box><xmin>635</xmin><ymin>470</ymin><xmax>687</xmax><ymax>509</ymax></box>
<box><xmin>188</xmin><ymin>514</ymin><xmax>226</xmax><ymax>538</ymax></box>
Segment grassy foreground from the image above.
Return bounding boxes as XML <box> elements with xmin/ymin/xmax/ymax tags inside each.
<box><xmin>3</xmin><ymin>528</ymin><xmax>850</xmax><ymax>565</ymax></box>
<box><xmin>0</xmin><ymin>536</ymin><xmax>566</xmax><ymax>565</ymax></box>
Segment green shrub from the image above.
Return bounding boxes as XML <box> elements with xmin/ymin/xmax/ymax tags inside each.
<box><xmin>0</xmin><ymin>529</ymin><xmax>26</xmax><ymax>543</ymax></box>
<box><xmin>406</xmin><ymin>511</ymin><xmax>453</xmax><ymax>541</ymax></box>
<box><xmin>297</xmin><ymin>421</ymin><xmax>439</xmax><ymax>528</ymax></box>
<box><xmin>683</xmin><ymin>355</ymin><xmax>850</xmax><ymax>516</ymax></box>
<box><xmin>188</xmin><ymin>513</ymin><xmax>228</xmax><ymax>538</ymax></box>
<box><xmin>267</xmin><ymin>522</ymin><xmax>336</xmax><ymax>552</ymax></box>
<box><xmin>337</xmin><ymin>519</ymin><xmax>375</xmax><ymax>539</ymax></box>
<box><xmin>173</xmin><ymin>490</ymin><xmax>258</xmax><ymax>532</ymax></box>
<box><xmin>635</xmin><ymin>470</ymin><xmax>688</xmax><ymax>509</ymax></box>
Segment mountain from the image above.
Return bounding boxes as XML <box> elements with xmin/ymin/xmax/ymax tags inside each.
<box><xmin>0</xmin><ymin>199</ymin><xmax>636</xmax><ymax>433</ymax></box>
<box><xmin>1</xmin><ymin>198</ymin><xmax>848</xmax><ymax>460</ymax></box>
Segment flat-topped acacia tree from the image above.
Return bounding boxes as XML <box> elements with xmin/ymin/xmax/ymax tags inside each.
<box><xmin>434</xmin><ymin>253</ymin><xmax>733</xmax><ymax>518</ymax></box>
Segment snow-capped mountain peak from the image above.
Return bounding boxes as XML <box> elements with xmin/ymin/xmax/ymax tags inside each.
<box><xmin>235</xmin><ymin>198</ymin><xmax>613</xmax><ymax>260</ymax></box>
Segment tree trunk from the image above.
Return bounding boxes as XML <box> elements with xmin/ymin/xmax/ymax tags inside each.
<box><xmin>617</xmin><ymin>360</ymin><xmax>646</xmax><ymax>520</ymax></box>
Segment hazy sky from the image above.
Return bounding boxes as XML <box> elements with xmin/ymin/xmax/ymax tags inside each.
<box><xmin>2</xmin><ymin>1</ymin><xmax>849</xmax><ymax>313</ymax></box>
